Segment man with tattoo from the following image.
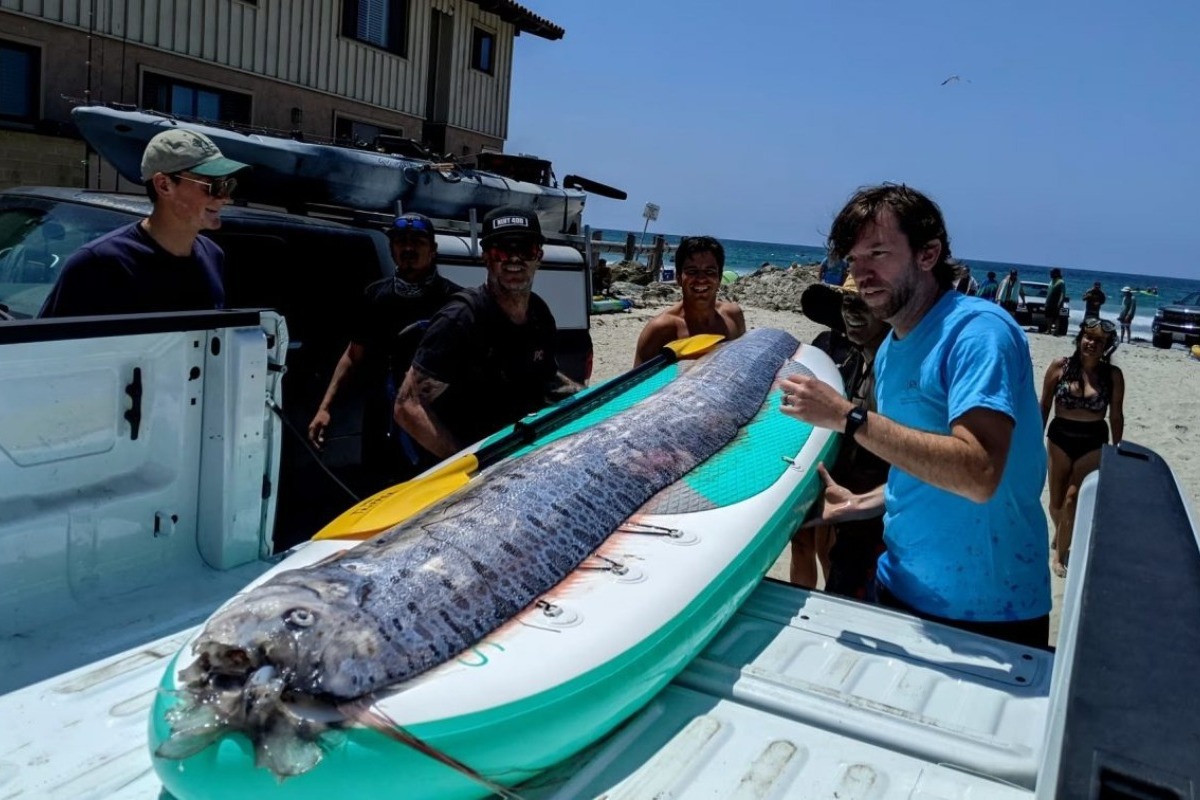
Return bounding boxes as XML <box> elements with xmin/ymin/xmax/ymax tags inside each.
<box><xmin>394</xmin><ymin>207</ymin><xmax>581</xmax><ymax>458</ymax></box>
<box><xmin>780</xmin><ymin>184</ymin><xmax>1051</xmax><ymax>648</ymax></box>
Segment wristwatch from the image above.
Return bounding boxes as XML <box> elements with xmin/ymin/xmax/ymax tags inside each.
<box><xmin>844</xmin><ymin>405</ymin><xmax>868</xmax><ymax>439</ymax></box>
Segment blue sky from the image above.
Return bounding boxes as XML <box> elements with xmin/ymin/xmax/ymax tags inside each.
<box><xmin>505</xmin><ymin>1</ymin><xmax>1199</xmax><ymax>278</ymax></box>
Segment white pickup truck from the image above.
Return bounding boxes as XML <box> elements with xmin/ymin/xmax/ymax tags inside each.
<box><xmin>1</xmin><ymin>312</ymin><xmax>1197</xmax><ymax>798</ymax></box>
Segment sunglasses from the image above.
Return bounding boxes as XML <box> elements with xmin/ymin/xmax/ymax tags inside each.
<box><xmin>1082</xmin><ymin>317</ymin><xmax>1116</xmax><ymax>333</ymax></box>
<box><xmin>390</xmin><ymin>216</ymin><xmax>435</xmax><ymax>235</ymax></box>
<box><xmin>174</xmin><ymin>174</ymin><xmax>238</xmax><ymax>199</ymax></box>
<box><xmin>486</xmin><ymin>241</ymin><xmax>540</xmax><ymax>260</ymax></box>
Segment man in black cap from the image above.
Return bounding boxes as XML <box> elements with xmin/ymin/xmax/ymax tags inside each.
<box><xmin>41</xmin><ymin>128</ymin><xmax>250</xmax><ymax>316</ymax></box>
<box><xmin>395</xmin><ymin>206</ymin><xmax>581</xmax><ymax>458</ymax></box>
<box><xmin>308</xmin><ymin>212</ymin><xmax>460</xmax><ymax>485</ymax></box>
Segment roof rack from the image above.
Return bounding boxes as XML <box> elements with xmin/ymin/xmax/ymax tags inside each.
<box><xmin>287</xmin><ymin>202</ymin><xmax>583</xmax><ymax>243</ymax></box>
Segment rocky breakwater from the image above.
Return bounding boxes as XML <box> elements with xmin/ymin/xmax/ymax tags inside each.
<box><xmin>605</xmin><ymin>261</ymin><xmax>821</xmax><ymax>314</ymax></box>
<box><xmin>725</xmin><ymin>262</ymin><xmax>821</xmax><ymax>313</ymax></box>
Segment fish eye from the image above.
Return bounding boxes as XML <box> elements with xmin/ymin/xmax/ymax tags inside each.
<box><xmin>283</xmin><ymin>608</ymin><xmax>315</xmax><ymax>629</ymax></box>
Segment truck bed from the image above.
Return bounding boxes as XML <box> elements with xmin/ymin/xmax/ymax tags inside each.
<box><xmin>3</xmin><ymin>401</ymin><xmax>1198</xmax><ymax>798</ymax></box>
<box><xmin>0</xmin><ymin>577</ymin><xmax>1049</xmax><ymax>800</ymax></box>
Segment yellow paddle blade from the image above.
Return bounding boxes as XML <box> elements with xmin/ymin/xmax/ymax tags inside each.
<box><xmin>665</xmin><ymin>333</ymin><xmax>725</xmax><ymax>358</ymax></box>
<box><xmin>312</xmin><ymin>453</ymin><xmax>481</xmax><ymax>541</ymax></box>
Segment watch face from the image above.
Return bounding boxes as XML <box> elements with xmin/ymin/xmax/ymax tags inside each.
<box><xmin>846</xmin><ymin>406</ymin><xmax>867</xmax><ymax>436</ymax></box>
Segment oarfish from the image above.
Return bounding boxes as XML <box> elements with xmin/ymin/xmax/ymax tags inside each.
<box><xmin>157</xmin><ymin>327</ymin><xmax>799</xmax><ymax>776</ymax></box>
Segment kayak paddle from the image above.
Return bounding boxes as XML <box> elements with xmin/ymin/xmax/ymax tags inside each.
<box><xmin>562</xmin><ymin>175</ymin><xmax>628</xmax><ymax>200</ymax></box>
<box><xmin>312</xmin><ymin>333</ymin><xmax>725</xmax><ymax>541</ymax></box>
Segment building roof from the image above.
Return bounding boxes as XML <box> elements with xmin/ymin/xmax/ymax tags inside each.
<box><xmin>471</xmin><ymin>0</ymin><xmax>565</xmax><ymax>40</ymax></box>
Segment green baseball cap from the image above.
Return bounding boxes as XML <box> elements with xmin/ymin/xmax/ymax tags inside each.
<box><xmin>140</xmin><ymin>128</ymin><xmax>250</xmax><ymax>181</ymax></box>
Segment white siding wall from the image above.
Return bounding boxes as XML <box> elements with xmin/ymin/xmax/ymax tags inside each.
<box><xmin>430</xmin><ymin>0</ymin><xmax>513</xmax><ymax>138</ymax></box>
<box><xmin>0</xmin><ymin>0</ymin><xmax>518</xmax><ymax>138</ymax></box>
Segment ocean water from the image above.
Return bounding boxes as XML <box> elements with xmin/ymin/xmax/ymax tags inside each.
<box><xmin>601</xmin><ymin>231</ymin><xmax>1200</xmax><ymax>341</ymax></box>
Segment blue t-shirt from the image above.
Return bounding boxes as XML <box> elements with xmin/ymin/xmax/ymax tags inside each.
<box><xmin>40</xmin><ymin>221</ymin><xmax>225</xmax><ymax>317</ymax></box>
<box><xmin>874</xmin><ymin>292</ymin><xmax>1050</xmax><ymax>622</ymax></box>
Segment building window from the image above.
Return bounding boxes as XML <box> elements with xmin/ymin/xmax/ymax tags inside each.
<box><xmin>342</xmin><ymin>0</ymin><xmax>409</xmax><ymax>57</ymax></box>
<box><xmin>471</xmin><ymin>28</ymin><xmax>495</xmax><ymax>75</ymax></box>
<box><xmin>142</xmin><ymin>72</ymin><xmax>251</xmax><ymax>124</ymax></box>
<box><xmin>335</xmin><ymin>117</ymin><xmax>402</xmax><ymax>149</ymax></box>
<box><xmin>0</xmin><ymin>40</ymin><xmax>40</xmax><ymax>126</ymax></box>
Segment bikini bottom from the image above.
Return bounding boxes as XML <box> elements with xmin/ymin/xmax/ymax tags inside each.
<box><xmin>1047</xmin><ymin>417</ymin><xmax>1109</xmax><ymax>462</ymax></box>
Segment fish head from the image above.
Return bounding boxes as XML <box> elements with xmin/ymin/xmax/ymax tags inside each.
<box><xmin>186</xmin><ymin>575</ymin><xmax>390</xmax><ymax>698</ymax></box>
<box><xmin>159</xmin><ymin>573</ymin><xmax>392</xmax><ymax>776</ymax></box>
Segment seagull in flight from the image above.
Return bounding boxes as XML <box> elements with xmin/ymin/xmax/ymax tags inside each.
<box><xmin>941</xmin><ymin>74</ymin><xmax>971</xmax><ymax>85</ymax></box>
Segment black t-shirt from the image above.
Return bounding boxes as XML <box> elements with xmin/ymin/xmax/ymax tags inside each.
<box><xmin>1083</xmin><ymin>289</ymin><xmax>1106</xmax><ymax>317</ymax></box>
<box><xmin>412</xmin><ymin>286</ymin><xmax>561</xmax><ymax>447</ymax></box>
<box><xmin>40</xmin><ymin>221</ymin><xmax>225</xmax><ymax>317</ymax></box>
<box><xmin>348</xmin><ymin>273</ymin><xmax>462</xmax><ymax>390</ymax></box>
<box><xmin>349</xmin><ymin>273</ymin><xmax>461</xmax><ymax>476</ymax></box>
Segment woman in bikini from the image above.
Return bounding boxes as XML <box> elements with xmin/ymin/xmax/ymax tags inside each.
<box><xmin>1039</xmin><ymin>318</ymin><xmax>1125</xmax><ymax>577</ymax></box>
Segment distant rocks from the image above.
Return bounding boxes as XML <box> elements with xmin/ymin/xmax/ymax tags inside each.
<box><xmin>608</xmin><ymin>260</ymin><xmax>655</xmax><ymax>286</ymax></box>
<box><xmin>608</xmin><ymin>280</ymin><xmax>674</xmax><ymax>307</ymax></box>
<box><xmin>726</xmin><ymin>262</ymin><xmax>820</xmax><ymax>313</ymax></box>
<box><xmin>604</xmin><ymin>261</ymin><xmax>822</xmax><ymax>314</ymax></box>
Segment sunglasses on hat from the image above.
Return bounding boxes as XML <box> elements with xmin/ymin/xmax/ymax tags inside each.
<box><xmin>389</xmin><ymin>216</ymin><xmax>435</xmax><ymax>236</ymax></box>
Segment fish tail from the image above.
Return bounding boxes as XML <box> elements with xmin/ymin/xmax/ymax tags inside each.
<box><xmin>339</xmin><ymin>700</ymin><xmax>526</xmax><ymax>800</ymax></box>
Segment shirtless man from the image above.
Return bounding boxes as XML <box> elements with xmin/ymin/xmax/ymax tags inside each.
<box><xmin>633</xmin><ymin>235</ymin><xmax>746</xmax><ymax>365</ymax></box>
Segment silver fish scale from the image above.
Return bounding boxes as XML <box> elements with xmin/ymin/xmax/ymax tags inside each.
<box><xmin>255</xmin><ymin>328</ymin><xmax>798</xmax><ymax>697</ymax></box>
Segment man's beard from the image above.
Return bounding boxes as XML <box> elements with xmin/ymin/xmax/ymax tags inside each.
<box><xmin>870</xmin><ymin>258</ymin><xmax>918</xmax><ymax>322</ymax></box>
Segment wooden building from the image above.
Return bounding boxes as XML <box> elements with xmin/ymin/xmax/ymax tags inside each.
<box><xmin>0</xmin><ymin>0</ymin><xmax>563</xmax><ymax>190</ymax></box>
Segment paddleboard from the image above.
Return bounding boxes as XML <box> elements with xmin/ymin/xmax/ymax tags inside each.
<box><xmin>150</xmin><ymin>333</ymin><xmax>841</xmax><ymax>799</ymax></box>
<box><xmin>589</xmin><ymin>297</ymin><xmax>633</xmax><ymax>314</ymax></box>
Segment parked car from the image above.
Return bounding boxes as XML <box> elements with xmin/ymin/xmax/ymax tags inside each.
<box><xmin>1014</xmin><ymin>280</ymin><xmax>1070</xmax><ymax>335</ymax></box>
<box><xmin>1151</xmin><ymin>291</ymin><xmax>1200</xmax><ymax>349</ymax></box>
<box><xmin>0</xmin><ymin>186</ymin><xmax>594</xmax><ymax>547</ymax></box>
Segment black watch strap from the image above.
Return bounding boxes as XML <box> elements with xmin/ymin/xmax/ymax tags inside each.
<box><xmin>845</xmin><ymin>405</ymin><xmax>868</xmax><ymax>439</ymax></box>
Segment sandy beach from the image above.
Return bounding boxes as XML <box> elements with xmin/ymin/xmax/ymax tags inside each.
<box><xmin>588</xmin><ymin>299</ymin><xmax>1200</xmax><ymax>640</ymax></box>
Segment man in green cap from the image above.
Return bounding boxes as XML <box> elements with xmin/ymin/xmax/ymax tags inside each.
<box><xmin>41</xmin><ymin>128</ymin><xmax>249</xmax><ymax>316</ymax></box>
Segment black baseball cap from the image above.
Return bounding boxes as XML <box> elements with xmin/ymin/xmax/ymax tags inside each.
<box><xmin>481</xmin><ymin>206</ymin><xmax>544</xmax><ymax>247</ymax></box>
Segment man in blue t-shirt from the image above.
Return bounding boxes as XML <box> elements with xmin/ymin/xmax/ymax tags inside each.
<box><xmin>779</xmin><ymin>184</ymin><xmax>1051</xmax><ymax>648</ymax></box>
<box><xmin>40</xmin><ymin>128</ymin><xmax>249</xmax><ymax>317</ymax></box>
